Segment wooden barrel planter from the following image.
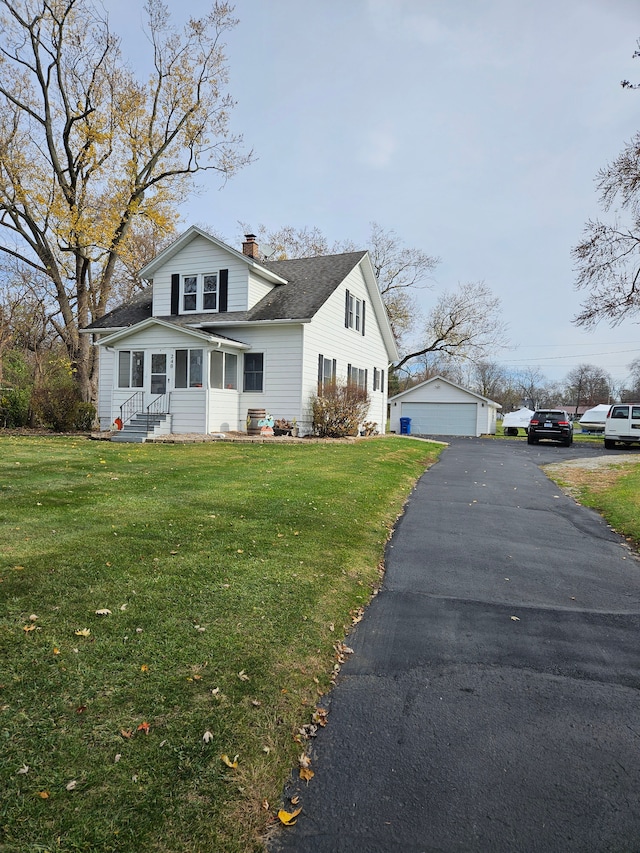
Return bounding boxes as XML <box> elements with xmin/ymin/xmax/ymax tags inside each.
<box><xmin>247</xmin><ymin>408</ymin><xmax>266</xmax><ymax>435</ymax></box>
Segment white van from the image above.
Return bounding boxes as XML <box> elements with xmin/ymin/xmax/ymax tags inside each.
<box><xmin>604</xmin><ymin>404</ymin><xmax>640</xmax><ymax>448</ymax></box>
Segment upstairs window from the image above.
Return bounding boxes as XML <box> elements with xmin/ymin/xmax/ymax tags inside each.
<box><xmin>203</xmin><ymin>274</ymin><xmax>218</xmax><ymax>310</ymax></box>
<box><xmin>173</xmin><ymin>270</ymin><xmax>228</xmax><ymax>314</ymax></box>
<box><xmin>345</xmin><ymin>289</ymin><xmax>366</xmax><ymax>335</ymax></box>
<box><xmin>118</xmin><ymin>351</ymin><xmax>144</xmax><ymax>388</ymax></box>
<box><xmin>183</xmin><ymin>275</ymin><xmax>198</xmax><ymax>311</ymax></box>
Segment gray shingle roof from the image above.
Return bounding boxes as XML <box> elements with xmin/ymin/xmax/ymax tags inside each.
<box><xmin>85</xmin><ymin>251</ymin><xmax>367</xmax><ymax>331</ymax></box>
<box><xmin>87</xmin><ymin>286</ymin><xmax>153</xmax><ymax>330</ymax></box>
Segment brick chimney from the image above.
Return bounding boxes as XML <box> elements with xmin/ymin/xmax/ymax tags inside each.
<box><xmin>242</xmin><ymin>233</ymin><xmax>259</xmax><ymax>259</ymax></box>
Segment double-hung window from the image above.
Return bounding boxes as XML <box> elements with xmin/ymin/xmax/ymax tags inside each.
<box><xmin>345</xmin><ymin>289</ymin><xmax>366</xmax><ymax>335</ymax></box>
<box><xmin>318</xmin><ymin>354</ymin><xmax>336</xmax><ymax>395</ymax></box>
<box><xmin>243</xmin><ymin>353</ymin><xmax>264</xmax><ymax>392</ymax></box>
<box><xmin>175</xmin><ymin>349</ymin><xmax>204</xmax><ymax>388</ymax></box>
<box><xmin>118</xmin><ymin>351</ymin><xmax>144</xmax><ymax>388</ymax></box>
<box><xmin>347</xmin><ymin>364</ymin><xmax>367</xmax><ymax>390</ymax></box>
<box><xmin>210</xmin><ymin>351</ymin><xmax>238</xmax><ymax>389</ymax></box>
<box><xmin>181</xmin><ymin>273</ymin><xmax>219</xmax><ymax>312</ymax></box>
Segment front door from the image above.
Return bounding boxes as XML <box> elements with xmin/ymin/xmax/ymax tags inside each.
<box><xmin>150</xmin><ymin>353</ymin><xmax>167</xmax><ymax>395</ymax></box>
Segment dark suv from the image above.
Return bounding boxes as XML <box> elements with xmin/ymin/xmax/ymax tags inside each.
<box><xmin>527</xmin><ymin>410</ymin><xmax>573</xmax><ymax>446</ymax></box>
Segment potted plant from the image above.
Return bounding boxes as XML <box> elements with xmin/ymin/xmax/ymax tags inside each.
<box><xmin>273</xmin><ymin>417</ymin><xmax>293</xmax><ymax>436</ymax></box>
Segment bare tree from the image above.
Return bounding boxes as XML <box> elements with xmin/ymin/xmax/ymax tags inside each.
<box><xmin>0</xmin><ymin>0</ymin><xmax>251</xmax><ymax>400</ymax></box>
<box><xmin>563</xmin><ymin>363</ymin><xmax>612</xmax><ymax>411</ymax></box>
<box><xmin>623</xmin><ymin>356</ymin><xmax>640</xmax><ymax>399</ymax></box>
<box><xmin>573</xmin><ymin>41</ymin><xmax>640</xmax><ymax>328</ymax></box>
<box><xmin>394</xmin><ymin>281</ymin><xmax>507</xmax><ymax>371</ymax></box>
<box><xmin>467</xmin><ymin>360</ymin><xmax>507</xmax><ymax>400</ymax></box>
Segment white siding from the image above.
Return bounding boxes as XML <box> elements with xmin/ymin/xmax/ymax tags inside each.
<box><xmin>248</xmin><ymin>271</ymin><xmax>274</xmax><ymax>306</ymax></box>
<box><xmin>301</xmin><ymin>262</ymin><xmax>390</xmax><ymax>433</ymax></box>
<box><xmin>97</xmin><ymin>345</ymin><xmax>114</xmax><ymax>429</ymax></box>
<box><xmin>208</xmin><ymin>389</ymin><xmax>240</xmax><ymax>433</ymax></box>
<box><xmin>221</xmin><ymin>324</ymin><xmax>305</xmax><ymax>431</ymax></box>
<box><xmin>151</xmin><ymin>234</ymin><xmax>275</xmax><ymax>315</ymax></box>
<box><xmin>169</xmin><ymin>389</ymin><xmax>206</xmax><ymax>433</ymax></box>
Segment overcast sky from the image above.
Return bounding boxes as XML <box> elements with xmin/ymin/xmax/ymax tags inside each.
<box><xmin>111</xmin><ymin>0</ymin><xmax>640</xmax><ymax>387</ymax></box>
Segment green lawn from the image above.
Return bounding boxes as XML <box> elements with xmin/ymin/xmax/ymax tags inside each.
<box><xmin>0</xmin><ymin>435</ymin><xmax>440</xmax><ymax>853</ymax></box>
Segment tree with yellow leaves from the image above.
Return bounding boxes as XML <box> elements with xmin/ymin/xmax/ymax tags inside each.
<box><xmin>0</xmin><ymin>0</ymin><xmax>251</xmax><ymax>400</ymax></box>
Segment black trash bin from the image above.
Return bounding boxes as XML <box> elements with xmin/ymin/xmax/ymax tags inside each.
<box><xmin>400</xmin><ymin>417</ymin><xmax>411</xmax><ymax>435</ymax></box>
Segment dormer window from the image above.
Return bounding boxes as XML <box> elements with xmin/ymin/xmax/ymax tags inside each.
<box><xmin>171</xmin><ymin>270</ymin><xmax>229</xmax><ymax>315</ymax></box>
<box><xmin>182</xmin><ymin>273</ymin><xmax>218</xmax><ymax>312</ymax></box>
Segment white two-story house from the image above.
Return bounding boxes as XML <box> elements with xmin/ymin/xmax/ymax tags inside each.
<box><xmin>85</xmin><ymin>226</ymin><xmax>398</xmax><ymax>439</ymax></box>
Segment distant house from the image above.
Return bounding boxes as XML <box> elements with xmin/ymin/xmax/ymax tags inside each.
<box><xmin>389</xmin><ymin>375</ymin><xmax>500</xmax><ymax>437</ymax></box>
<box><xmin>84</xmin><ymin>227</ymin><xmax>398</xmax><ymax>440</ymax></box>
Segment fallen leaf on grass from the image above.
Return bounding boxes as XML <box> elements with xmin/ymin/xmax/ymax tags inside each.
<box><xmin>29</xmin><ymin>614</ymin><xmax>38</xmax><ymax>621</ymax></box>
<box><xmin>140</xmin><ymin>665</ymin><xmax>149</xmax><ymax>672</ymax></box>
<box><xmin>65</xmin><ymin>780</ymin><xmax>77</xmax><ymax>791</ymax></box>
<box><xmin>120</xmin><ymin>729</ymin><xmax>133</xmax><ymax>739</ymax></box>
<box><xmin>23</xmin><ymin>625</ymin><xmax>36</xmax><ymax>633</ymax></box>
<box><xmin>36</xmin><ymin>791</ymin><xmax>50</xmax><ymax>799</ymax></box>
<box><xmin>95</xmin><ymin>609</ymin><xmax>112</xmax><ymax>616</ymax></box>
<box><xmin>74</xmin><ymin>628</ymin><xmax>91</xmax><ymax>637</ymax></box>
<box><xmin>16</xmin><ymin>764</ymin><xmax>29</xmax><ymax>775</ymax></box>
<box><xmin>298</xmin><ymin>753</ymin><xmax>312</xmax><ymax>769</ymax></box>
<box><xmin>221</xmin><ymin>753</ymin><xmax>239</xmax><ymax>768</ymax></box>
<box><xmin>237</xmin><ymin>670</ymin><xmax>250</xmax><ymax>681</ymax></box>
<box><xmin>278</xmin><ymin>807</ymin><xmax>302</xmax><ymax>826</ymax></box>
<box><xmin>262</xmin><ymin>799</ymin><xmax>270</xmax><ymax>811</ymax></box>
<box><xmin>202</xmin><ymin>731</ymin><xmax>214</xmax><ymax>744</ymax></box>
<box><xmin>137</xmin><ymin>721</ymin><xmax>150</xmax><ymax>735</ymax></box>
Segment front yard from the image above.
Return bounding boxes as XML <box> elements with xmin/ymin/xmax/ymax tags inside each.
<box><xmin>0</xmin><ymin>435</ymin><xmax>440</xmax><ymax>853</ymax></box>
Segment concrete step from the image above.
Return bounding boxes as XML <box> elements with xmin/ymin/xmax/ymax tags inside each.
<box><xmin>111</xmin><ymin>413</ymin><xmax>169</xmax><ymax>443</ymax></box>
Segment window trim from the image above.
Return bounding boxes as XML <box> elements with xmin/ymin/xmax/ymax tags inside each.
<box><xmin>243</xmin><ymin>352</ymin><xmax>264</xmax><ymax>392</ymax></box>
<box><xmin>181</xmin><ymin>272</ymin><xmax>220</xmax><ymax>314</ymax></box>
<box><xmin>345</xmin><ymin>288</ymin><xmax>366</xmax><ymax>336</ymax></box>
<box><xmin>347</xmin><ymin>363</ymin><xmax>368</xmax><ymax>390</ymax></box>
<box><xmin>317</xmin><ymin>354</ymin><xmax>337</xmax><ymax>395</ymax></box>
<box><xmin>175</xmin><ymin>348</ymin><xmax>204</xmax><ymax>389</ymax></box>
<box><xmin>210</xmin><ymin>350</ymin><xmax>238</xmax><ymax>390</ymax></box>
<box><xmin>117</xmin><ymin>350</ymin><xmax>144</xmax><ymax>389</ymax></box>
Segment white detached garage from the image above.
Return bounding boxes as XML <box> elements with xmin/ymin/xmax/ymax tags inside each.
<box><xmin>389</xmin><ymin>375</ymin><xmax>501</xmax><ymax>437</ymax></box>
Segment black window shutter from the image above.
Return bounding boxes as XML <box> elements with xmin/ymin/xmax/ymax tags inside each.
<box><xmin>332</xmin><ymin>359</ymin><xmax>336</xmax><ymax>382</ymax></box>
<box><xmin>171</xmin><ymin>273</ymin><xmax>180</xmax><ymax>315</ymax></box>
<box><xmin>219</xmin><ymin>269</ymin><xmax>228</xmax><ymax>312</ymax></box>
<box><xmin>318</xmin><ymin>354</ymin><xmax>324</xmax><ymax>392</ymax></box>
<box><xmin>347</xmin><ymin>363</ymin><xmax>352</xmax><ymax>383</ymax></box>
<box><xmin>365</xmin><ymin>368</ymin><xmax>368</xmax><ymax>389</ymax></box>
<box><xmin>381</xmin><ymin>370</ymin><xmax>385</xmax><ymax>392</ymax></box>
<box><xmin>361</xmin><ymin>300</ymin><xmax>366</xmax><ymax>336</ymax></box>
<box><xmin>345</xmin><ymin>289</ymin><xmax>350</xmax><ymax>328</ymax></box>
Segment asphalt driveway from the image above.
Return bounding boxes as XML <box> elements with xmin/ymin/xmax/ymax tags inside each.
<box><xmin>270</xmin><ymin>438</ymin><xmax>640</xmax><ymax>853</ymax></box>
